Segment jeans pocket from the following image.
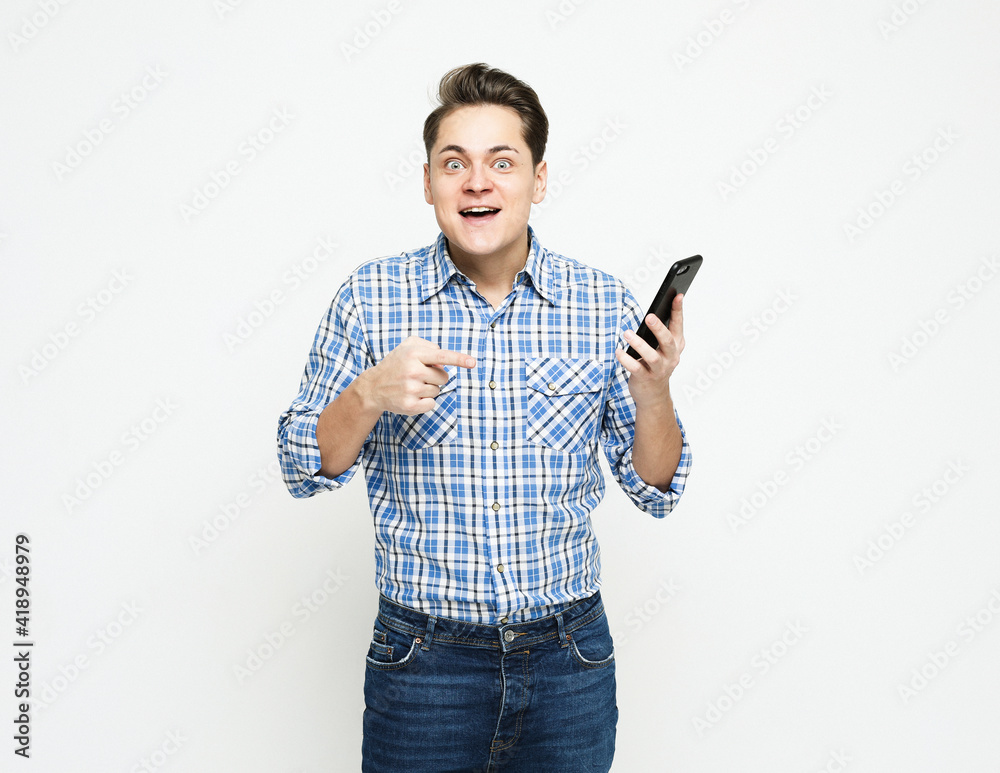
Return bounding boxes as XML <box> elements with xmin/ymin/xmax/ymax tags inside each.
<box><xmin>567</xmin><ymin>611</ymin><xmax>616</xmax><ymax>669</ymax></box>
<box><xmin>391</xmin><ymin>371</ymin><xmax>460</xmax><ymax>450</ymax></box>
<box><xmin>365</xmin><ymin>622</ymin><xmax>421</xmax><ymax>671</ymax></box>
<box><xmin>524</xmin><ymin>357</ymin><xmax>606</xmax><ymax>454</ymax></box>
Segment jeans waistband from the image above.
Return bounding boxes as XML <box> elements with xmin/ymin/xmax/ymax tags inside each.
<box><xmin>375</xmin><ymin>591</ymin><xmax>606</xmax><ymax>653</ymax></box>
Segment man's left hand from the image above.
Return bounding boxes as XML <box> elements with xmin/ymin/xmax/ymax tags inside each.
<box><xmin>615</xmin><ymin>293</ymin><xmax>685</xmax><ymax>409</ymax></box>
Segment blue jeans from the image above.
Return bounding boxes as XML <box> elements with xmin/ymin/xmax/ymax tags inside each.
<box><xmin>361</xmin><ymin>590</ymin><xmax>618</xmax><ymax>772</ymax></box>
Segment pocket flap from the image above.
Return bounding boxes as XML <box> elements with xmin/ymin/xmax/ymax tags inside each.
<box><xmin>437</xmin><ymin>366</ymin><xmax>460</xmax><ymax>394</ymax></box>
<box><xmin>526</xmin><ymin>357</ymin><xmax>605</xmax><ymax>395</ymax></box>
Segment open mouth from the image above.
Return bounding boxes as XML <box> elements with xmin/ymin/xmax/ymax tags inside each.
<box><xmin>460</xmin><ymin>207</ymin><xmax>501</xmax><ymax>220</ymax></box>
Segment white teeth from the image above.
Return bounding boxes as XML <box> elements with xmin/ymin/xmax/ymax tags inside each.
<box><xmin>462</xmin><ymin>207</ymin><xmax>498</xmax><ymax>213</ymax></box>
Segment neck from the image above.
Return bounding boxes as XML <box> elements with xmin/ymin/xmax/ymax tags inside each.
<box><xmin>447</xmin><ymin>230</ymin><xmax>530</xmax><ymax>291</ymax></box>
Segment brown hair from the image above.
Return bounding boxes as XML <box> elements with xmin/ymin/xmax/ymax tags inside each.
<box><xmin>423</xmin><ymin>63</ymin><xmax>548</xmax><ymax>168</ymax></box>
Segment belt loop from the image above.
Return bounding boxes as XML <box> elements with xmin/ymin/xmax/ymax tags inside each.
<box><xmin>421</xmin><ymin>615</ymin><xmax>438</xmax><ymax>651</ymax></box>
<box><xmin>555</xmin><ymin>611</ymin><xmax>569</xmax><ymax>648</ymax></box>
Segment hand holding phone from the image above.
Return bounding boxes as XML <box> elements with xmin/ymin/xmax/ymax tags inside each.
<box><xmin>625</xmin><ymin>255</ymin><xmax>702</xmax><ymax>360</ymax></box>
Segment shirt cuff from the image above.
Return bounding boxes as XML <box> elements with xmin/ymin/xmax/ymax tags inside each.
<box><xmin>280</xmin><ymin>412</ymin><xmax>365</xmax><ymax>497</ymax></box>
<box><xmin>619</xmin><ymin>421</ymin><xmax>691</xmax><ymax>518</ymax></box>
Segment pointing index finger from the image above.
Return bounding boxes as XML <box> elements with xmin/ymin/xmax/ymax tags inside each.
<box><xmin>424</xmin><ymin>347</ymin><xmax>477</xmax><ymax>368</ymax></box>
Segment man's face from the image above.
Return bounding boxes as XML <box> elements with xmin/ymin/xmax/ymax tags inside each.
<box><xmin>423</xmin><ymin>104</ymin><xmax>547</xmax><ymax>268</ymax></box>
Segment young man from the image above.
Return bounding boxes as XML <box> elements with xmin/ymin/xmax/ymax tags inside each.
<box><xmin>277</xmin><ymin>63</ymin><xmax>691</xmax><ymax>772</ymax></box>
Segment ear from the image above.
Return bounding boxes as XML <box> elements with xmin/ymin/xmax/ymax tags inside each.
<box><xmin>423</xmin><ymin>162</ymin><xmax>433</xmax><ymax>205</ymax></box>
<box><xmin>531</xmin><ymin>159</ymin><xmax>547</xmax><ymax>205</ymax></box>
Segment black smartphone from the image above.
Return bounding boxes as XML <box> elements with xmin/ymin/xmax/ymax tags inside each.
<box><xmin>625</xmin><ymin>255</ymin><xmax>703</xmax><ymax>359</ymax></box>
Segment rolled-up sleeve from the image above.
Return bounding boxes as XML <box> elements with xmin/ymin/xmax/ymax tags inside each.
<box><xmin>601</xmin><ymin>284</ymin><xmax>692</xmax><ymax>518</ymax></box>
<box><xmin>276</xmin><ymin>279</ymin><xmax>375</xmax><ymax>498</ymax></box>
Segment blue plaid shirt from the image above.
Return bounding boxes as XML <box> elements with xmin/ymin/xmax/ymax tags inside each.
<box><xmin>276</xmin><ymin>226</ymin><xmax>691</xmax><ymax>624</ymax></box>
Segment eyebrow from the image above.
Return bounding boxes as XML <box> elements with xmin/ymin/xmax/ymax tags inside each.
<box><xmin>438</xmin><ymin>144</ymin><xmax>520</xmax><ymax>156</ymax></box>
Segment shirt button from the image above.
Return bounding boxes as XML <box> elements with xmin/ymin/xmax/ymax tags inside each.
<box><xmin>492</xmin><ymin>502</ymin><xmax>500</xmax><ymax>511</ymax></box>
<box><xmin>490</xmin><ymin>441</ymin><xmax>499</xmax><ymax>450</ymax></box>
<box><xmin>497</xmin><ymin>563</ymin><xmax>505</xmax><ymax>573</ymax></box>
<box><xmin>500</xmin><ymin>616</ymin><xmax>509</xmax><ymax>624</ymax></box>
<box><xmin>504</xmin><ymin>630</ymin><xmax>515</xmax><ymax>642</ymax></box>
<box><xmin>490</xmin><ymin>321</ymin><xmax>497</xmax><ymax>329</ymax></box>
<box><xmin>548</xmin><ymin>382</ymin><xmax>557</xmax><ymax>391</ymax></box>
<box><xmin>489</xmin><ymin>380</ymin><xmax>497</xmax><ymax>389</ymax></box>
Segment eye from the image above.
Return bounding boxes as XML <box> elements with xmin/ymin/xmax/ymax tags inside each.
<box><xmin>494</xmin><ymin>159</ymin><xmax>512</xmax><ymax>170</ymax></box>
<box><xmin>446</xmin><ymin>160</ymin><xmax>464</xmax><ymax>171</ymax></box>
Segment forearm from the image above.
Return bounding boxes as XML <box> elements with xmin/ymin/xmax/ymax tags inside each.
<box><xmin>315</xmin><ymin>371</ymin><xmax>384</xmax><ymax>479</ymax></box>
<box><xmin>631</xmin><ymin>391</ymin><xmax>683</xmax><ymax>493</ymax></box>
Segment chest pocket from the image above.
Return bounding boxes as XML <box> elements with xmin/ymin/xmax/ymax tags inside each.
<box><xmin>525</xmin><ymin>357</ymin><xmax>606</xmax><ymax>454</ymax></box>
<box><xmin>391</xmin><ymin>370</ymin><xmax>460</xmax><ymax>450</ymax></box>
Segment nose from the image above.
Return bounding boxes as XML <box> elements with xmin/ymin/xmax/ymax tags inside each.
<box><xmin>464</xmin><ymin>162</ymin><xmax>492</xmax><ymax>193</ymax></box>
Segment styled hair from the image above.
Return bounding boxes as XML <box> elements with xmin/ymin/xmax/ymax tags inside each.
<box><xmin>423</xmin><ymin>63</ymin><xmax>548</xmax><ymax>168</ymax></box>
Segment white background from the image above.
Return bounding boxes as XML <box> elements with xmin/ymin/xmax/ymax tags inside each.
<box><xmin>2</xmin><ymin>1</ymin><xmax>999</xmax><ymax>771</ymax></box>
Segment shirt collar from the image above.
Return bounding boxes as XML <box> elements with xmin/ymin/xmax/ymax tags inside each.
<box><xmin>419</xmin><ymin>225</ymin><xmax>561</xmax><ymax>306</ymax></box>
